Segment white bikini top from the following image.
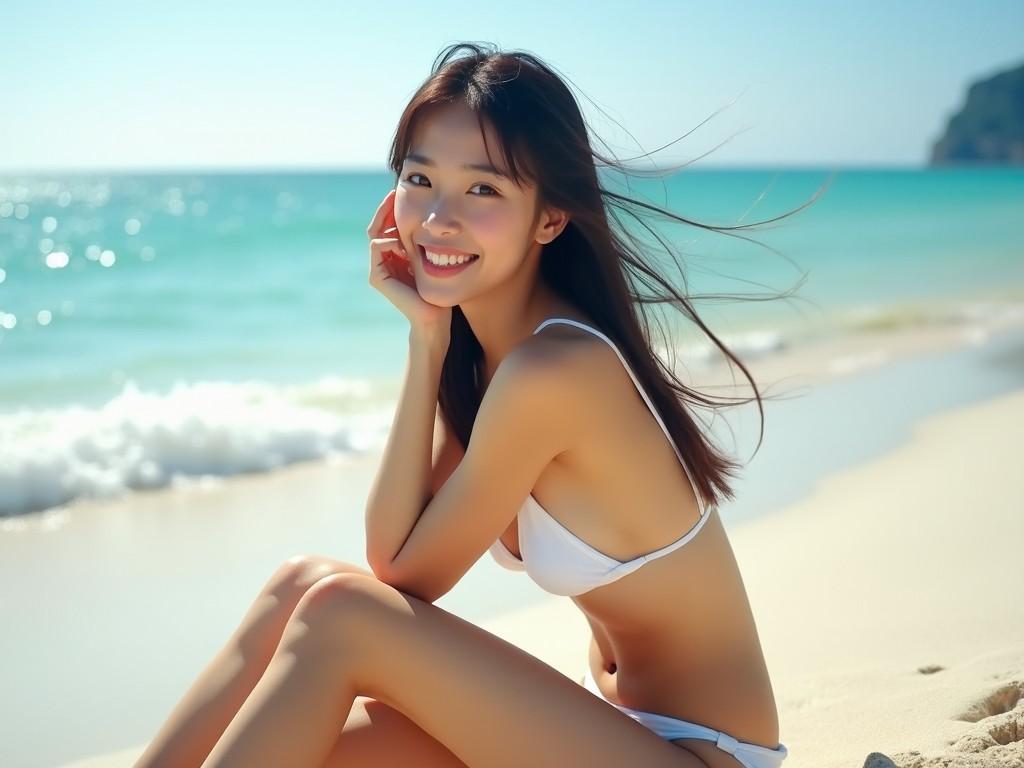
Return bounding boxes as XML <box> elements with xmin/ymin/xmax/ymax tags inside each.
<box><xmin>487</xmin><ymin>318</ymin><xmax>714</xmax><ymax>597</ymax></box>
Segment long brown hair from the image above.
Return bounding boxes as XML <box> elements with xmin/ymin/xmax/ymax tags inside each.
<box><xmin>387</xmin><ymin>42</ymin><xmax>829</xmax><ymax>510</ymax></box>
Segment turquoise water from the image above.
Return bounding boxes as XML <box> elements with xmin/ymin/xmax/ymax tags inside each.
<box><xmin>1</xmin><ymin>168</ymin><xmax>1022</xmax><ymax>515</ymax></box>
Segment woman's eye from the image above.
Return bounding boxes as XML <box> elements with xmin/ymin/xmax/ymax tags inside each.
<box><xmin>403</xmin><ymin>173</ymin><xmax>498</xmax><ymax>197</ymax></box>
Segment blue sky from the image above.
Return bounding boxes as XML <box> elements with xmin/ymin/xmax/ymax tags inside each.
<box><xmin>3</xmin><ymin>0</ymin><xmax>1021</xmax><ymax>172</ymax></box>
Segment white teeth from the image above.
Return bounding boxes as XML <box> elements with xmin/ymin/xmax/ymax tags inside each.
<box><xmin>424</xmin><ymin>249</ymin><xmax>478</xmax><ymax>267</ymax></box>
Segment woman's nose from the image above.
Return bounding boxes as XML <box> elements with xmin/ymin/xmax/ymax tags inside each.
<box><xmin>422</xmin><ymin>209</ymin><xmax>460</xmax><ymax>237</ymax></box>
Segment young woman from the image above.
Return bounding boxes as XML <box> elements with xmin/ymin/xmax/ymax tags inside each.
<box><xmin>138</xmin><ymin>43</ymin><xmax>806</xmax><ymax>768</ymax></box>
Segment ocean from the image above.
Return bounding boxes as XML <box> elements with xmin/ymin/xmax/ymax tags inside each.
<box><xmin>1</xmin><ymin>167</ymin><xmax>1022</xmax><ymax>516</ymax></box>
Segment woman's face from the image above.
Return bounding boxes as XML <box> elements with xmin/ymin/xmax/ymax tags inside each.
<box><xmin>394</xmin><ymin>103</ymin><xmax>543</xmax><ymax>307</ymax></box>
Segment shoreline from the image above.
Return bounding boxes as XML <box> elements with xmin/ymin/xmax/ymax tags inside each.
<box><xmin>7</xmin><ymin>300</ymin><xmax>1023</xmax><ymax>531</ymax></box>
<box><xmin>4</xmin><ymin>295</ymin><xmax>1024</xmax><ymax>523</ymax></box>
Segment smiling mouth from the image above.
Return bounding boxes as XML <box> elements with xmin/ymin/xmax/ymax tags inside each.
<box><xmin>419</xmin><ymin>245</ymin><xmax>481</xmax><ymax>267</ymax></box>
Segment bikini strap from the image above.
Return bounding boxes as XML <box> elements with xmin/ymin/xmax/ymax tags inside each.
<box><xmin>532</xmin><ymin>317</ymin><xmax>708</xmax><ymax>515</ymax></box>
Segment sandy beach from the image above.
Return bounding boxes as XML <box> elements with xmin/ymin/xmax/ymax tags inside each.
<box><xmin>9</xmin><ymin>311</ymin><xmax>1022</xmax><ymax>768</ymax></box>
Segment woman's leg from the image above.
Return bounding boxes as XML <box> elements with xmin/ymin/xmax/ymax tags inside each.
<box><xmin>320</xmin><ymin>696</ymin><xmax>468</xmax><ymax>767</ymax></box>
<box><xmin>134</xmin><ymin>554</ymin><xmax>374</xmax><ymax>768</ymax></box>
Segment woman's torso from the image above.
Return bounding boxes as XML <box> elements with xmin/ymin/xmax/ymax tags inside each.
<box><xmin>494</xmin><ymin>316</ymin><xmax>781</xmax><ymax>749</ymax></box>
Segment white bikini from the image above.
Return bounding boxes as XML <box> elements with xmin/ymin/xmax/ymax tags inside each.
<box><xmin>488</xmin><ymin>318</ymin><xmax>789</xmax><ymax>768</ymax></box>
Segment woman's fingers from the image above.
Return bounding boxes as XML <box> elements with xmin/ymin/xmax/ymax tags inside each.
<box><xmin>369</xmin><ymin>236</ymin><xmax>413</xmax><ymax>291</ymax></box>
<box><xmin>365</xmin><ymin>188</ymin><xmax>398</xmax><ymax>240</ymax></box>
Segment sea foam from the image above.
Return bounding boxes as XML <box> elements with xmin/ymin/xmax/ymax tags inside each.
<box><xmin>0</xmin><ymin>377</ymin><xmax>393</xmax><ymax>517</ymax></box>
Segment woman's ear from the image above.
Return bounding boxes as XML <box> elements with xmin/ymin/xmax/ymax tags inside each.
<box><xmin>534</xmin><ymin>205</ymin><xmax>570</xmax><ymax>245</ymax></box>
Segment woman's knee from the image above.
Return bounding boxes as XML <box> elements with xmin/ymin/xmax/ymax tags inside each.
<box><xmin>270</xmin><ymin>554</ymin><xmax>376</xmax><ymax>596</ymax></box>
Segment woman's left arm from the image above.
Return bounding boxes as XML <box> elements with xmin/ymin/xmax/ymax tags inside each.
<box><xmin>373</xmin><ymin>346</ymin><xmax>585</xmax><ymax>602</ymax></box>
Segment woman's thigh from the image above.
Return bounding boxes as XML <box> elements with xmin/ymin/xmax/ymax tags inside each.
<box><xmin>280</xmin><ymin>558</ymin><xmax>468</xmax><ymax>765</ymax></box>
<box><xmin>321</xmin><ymin>695</ymin><xmax>468</xmax><ymax>767</ymax></box>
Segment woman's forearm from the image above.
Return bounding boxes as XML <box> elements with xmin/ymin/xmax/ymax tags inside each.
<box><xmin>364</xmin><ymin>330</ymin><xmax>449</xmax><ymax>573</ymax></box>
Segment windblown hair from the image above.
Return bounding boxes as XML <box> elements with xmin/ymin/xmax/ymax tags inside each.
<box><xmin>387</xmin><ymin>42</ymin><xmax>828</xmax><ymax>509</ymax></box>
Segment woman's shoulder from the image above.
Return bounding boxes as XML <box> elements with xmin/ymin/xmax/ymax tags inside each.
<box><xmin>516</xmin><ymin>318</ymin><xmax>658</xmax><ymax>432</ymax></box>
<box><xmin>473</xmin><ymin>331</ymin><xmax>597</xmax><ymax>461</ymax></box>
<box><xmin>504</xmin><ymin>319</ymin><xmax>623</xmax><ymax>408</ymax></box>
<box><xmin>530</xmin><ymin>315</ymin><xmax>632</xmax><ymax>375</ymax></box>
<box><xmin>514</xmin><ymin>316</ymin><xmax>606</xmax><ymax>373</ymax></box>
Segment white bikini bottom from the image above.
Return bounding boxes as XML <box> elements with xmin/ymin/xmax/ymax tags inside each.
<box><xmin>580</xmin><ymin>666</ymin><xmax>789</xmax><ymax>768</ymax></box>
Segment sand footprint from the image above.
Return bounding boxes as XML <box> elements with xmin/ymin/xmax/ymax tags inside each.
<box><xmin>860</xmin><ymin>680</ymin><xmax>1024</xmax><ymax>767</ymax></box>
<box><xmin>951</xmin><ymin>680</ymin><xmax>1024</xmax><ymax>751</ymax></box>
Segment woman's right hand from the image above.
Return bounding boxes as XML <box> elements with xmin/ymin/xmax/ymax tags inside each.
<box><xmin>367</xmin><ymin>188</ymin><xmax>453</xmax><ymax>342</ymax></box>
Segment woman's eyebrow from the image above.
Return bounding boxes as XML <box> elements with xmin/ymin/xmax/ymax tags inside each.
<box><xmin>404</xmin><ymin>152</ymin><xmax>509</xmax><ymax>180</ymax></box>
